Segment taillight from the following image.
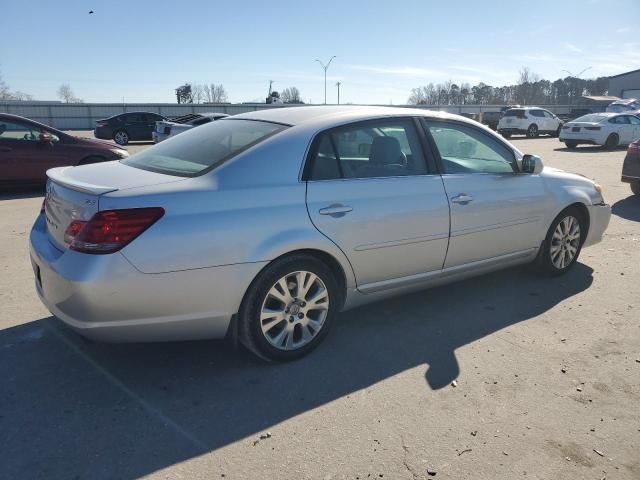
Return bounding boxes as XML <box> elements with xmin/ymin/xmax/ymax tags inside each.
<box><xmin>64</xmin><ymin>207</ymin><xmax>165</xmax><ymax>254</ymax></box>
<box><xmin>585</xmin><ymin>126</ymin><xmax>601</xmax><ymax>131</ymax></box>
<box><xmin>562</xmin><ymin>125</ymin><xmax>570</xmax><ymax>130</ymax></box>
<box><xmin>95</xmin><ymin>122</ymin><xmax>107</xmax><ymax>128</ymax></box>
<box><xmin>629</xmin><ymin>142</ymin><xmax>640</xmax><ymax>153</ymax></box>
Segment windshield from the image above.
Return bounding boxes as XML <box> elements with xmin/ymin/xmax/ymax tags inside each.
<box><xmin>573</xmin><ymin>114</ymin><xmax>607</xmax><ymax>123</ymax></box>
<box><xmin>122</xmin><ymin>119</ymin><xmax>286</xmax><ymax>176</ymax></box>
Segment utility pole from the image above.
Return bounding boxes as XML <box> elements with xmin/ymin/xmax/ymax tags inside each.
<box><xmin>316</xmin><ymin>56</ymin><xmax>336</xmax><ymax>104</ymax></box>
<box><xmin>336</xmin><ymin>82</ymin><xmax>341</xmax><ymax>105</ymax></box>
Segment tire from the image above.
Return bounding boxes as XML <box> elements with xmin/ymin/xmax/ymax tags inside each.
<box><xmin>78</xmin><ymin>155</ymin><xmax>105</xmax><ymax>165</ymax></box>
<box><xmin>535</xmin><ymin>207</ymin><xmax>586</xmax><ymax>276</ymax></box>
<box><xmin>500</xmin><ymin>131</ymin><xmax>512</xmax><ymax>139</ymax></box>
<box><xmin>113</xmin><ymin>130</ymin><xmax>129</xmax><ymax>145</ymax></box>
<box><xmin>554</xmin><ymin>126</ymin><xmax>562</xmax><ymax>137</ymax></box>
<box><xmin>564</xmin><ymin>141</ymin><xmax>578</xmax><ymax>149</ymax></box>
<box><xmin>604</xmin><ymin>133</ymin><xmax>619</xmax><ymax>150</ymax></box>
<box><xmin>526</xmin><ymin>124</ymin><xmax>539</xmax><ymax>138</ymax></box>
<box><xmin>238</xmin><ymin>254</ymin><xmax>340</xmax><ymax>361</ymax></box>
<box><xmin>631</xmin><ymin>180</ymin><xmax>640</xmax><ymax>196</ymax></box>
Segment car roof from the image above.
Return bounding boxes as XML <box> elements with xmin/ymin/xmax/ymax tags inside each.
<box><xmin>230</xmin><ymin>105</ymin><xmax>461</xmax><ymax>127</ymax></box>
<box><xmin>609</xmin><ymin>98</ymin><xmax>638</xmax><ymax>105</ymax></box>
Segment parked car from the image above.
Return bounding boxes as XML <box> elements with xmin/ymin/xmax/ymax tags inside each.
<box><xmin>605</xmin><ymin>98</ymin><xmax>640</xmax><ymax>114</ymax></box>
<box><xmin>559</xmin><ymin>112</ymin><xmax>640</xmax><ymax>149</ymax></box>
<box><xmin>497</xmin><ymin>107</ymin><xmax>563</xmax><ymax>138</ymax></box>
<box><xmin>0</xmin><ymin>113</ymin><xmax>128</xmax><ymax>185</ymax></box>
<box><xmin>481</xmin><ymin>105</ymin><xmax>522</xmax><ymax>130</ymax></box>
<box><xmin>152</xmin><ymin>112</ymin><xmax>229</xmax><ymax>143</ymax></box>
<box><xmin>94</xmin><ymin>112</ymin><xmax>166</xmax><ymax>145</ymax></box>
<box><xmin>31</xmin><ymin>106</ymin><xmax>610</xmax><ymax>360</ymax></box>
<box><xmin>621</xmin><ymin>139</ymin><xmax>640</xmax><ymax>195</ymax></box>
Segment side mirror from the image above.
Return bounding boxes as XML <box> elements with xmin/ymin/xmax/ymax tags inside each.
<box><xmin>522</xmin><ymin>154</ymin><xmax>544</xmax><ymax>174</ymax></box>
<box><xmin>39</xmin><ymin>132</ymin><xmax>58</xmax><ymax>143</ymax></box>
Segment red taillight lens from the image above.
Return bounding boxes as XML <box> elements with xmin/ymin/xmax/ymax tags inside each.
<box><xmin>66</xmin><ymin>207</ymin><xmax>164</xmax><ymax>254</ymax></box>
<box><xmin>95</xmin><ymin>122</ymin><xmax>107</xmax><ymax>127</ymax></box>
<box><xmin>584</xmin><ymin>126</ymin><xmax>601</xmax><ymax>131</ymax></box>
<box><xmin>629</xmin><ymin>141</ymin><xmax>640</xmax><ymax>153</ymax></box>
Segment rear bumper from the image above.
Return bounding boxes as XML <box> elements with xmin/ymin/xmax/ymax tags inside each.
<box><xmin>29</xmin><ymin>214</ymin><xmax>266</xmax><ymax>342</ymax></box>
<box><xmin>583</xmin><ymin>203</ymin><xmax>611</xmax><ymax>248</ymax></box>
<box><xmin>93</xmin><ymin>127</ymin><xmax>111</xmax><ymax>140</ymax></box>
<box><xmin>152</xmin><ymin>131</ymin><xmax>169</xmax><ymax>143</ymax></box>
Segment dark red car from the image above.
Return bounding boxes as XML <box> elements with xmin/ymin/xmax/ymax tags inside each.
<box><xmin>622</xmin><ymin>139</ymin><xmax>640</xmax><ymax>196</ymax></box>
<box><xmin>0</xmin><ymin>113</ymin><xmax>128</xmax><ymax>185</ymax></box>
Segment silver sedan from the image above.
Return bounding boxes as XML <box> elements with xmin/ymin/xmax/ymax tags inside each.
<box><xmin>30</xmin><ymin>106</ymin><xmax>611</xmax><ymax>360</ymax></box>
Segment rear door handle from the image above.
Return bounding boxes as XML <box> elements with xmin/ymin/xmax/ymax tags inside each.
<box><xmin>451</xmin><ymin>194</ymin><xmax>473</xmax><ymax>205</ymax></box>
<box><xmin>319</xmin><ymin>204</ymin><xmax>353</xmax><ymax>217</ymax></box>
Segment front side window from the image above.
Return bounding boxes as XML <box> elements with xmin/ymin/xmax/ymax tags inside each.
<box><xmin>628</xmin><ymin>116</ymin><xmax>640</xmax><ymax>125</ymax></box>
<box><xmin>307</xmin><ymin>119</ymin><xmax>428</xmax><ymax>180</ymax></box>
<box><xmin>529</xmin><ymin>110</ymin><xmax>544</xmax><ymax>118</ymax></box>
<box><xmin>122</xmin><ymin>119</ymin><xmax>286</xmax><ymax>177</ymax></box>
<box><xmin>0</xmin><ymin>119</ymin><xmax>45</xmax><ymax>141</ymax></box>
<box><xmin>426</xmin><ymin>121</ymin><xmax>517</xmax><ymax>174</ymax></box>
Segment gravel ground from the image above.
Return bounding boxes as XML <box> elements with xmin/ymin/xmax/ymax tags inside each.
<box><xmin>0</xmin><ymin>134</ymin><xmax>638</xmax><ymax>480</ymax></box>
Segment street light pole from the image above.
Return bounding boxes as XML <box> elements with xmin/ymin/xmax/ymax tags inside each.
<box><xmin>316</xmin><ymin>56</ymin><xmax>336</xmax><ymax>104</ymax></box>
<box><xmin>336</xmin><ymin>81</ymin><xmax>341</xmax><ymax>104</ymax></box>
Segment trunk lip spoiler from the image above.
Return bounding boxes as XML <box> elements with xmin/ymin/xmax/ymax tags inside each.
<box><xmin>46</xmin><ymin>167</ymin><xmax>119</xmax><ymax>195</ymax></box>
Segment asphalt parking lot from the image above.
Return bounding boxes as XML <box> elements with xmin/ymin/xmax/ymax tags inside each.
<box><xmin>1</xmin><ymin>134</ymin><xmax>639</xmax><ymax>480</ymax></box>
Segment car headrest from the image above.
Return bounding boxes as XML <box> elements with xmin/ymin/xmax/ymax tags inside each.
<box><xmin>369</xmin><ymin>136</ymin><xmax>405</xmax><ymax>165</ymax></box>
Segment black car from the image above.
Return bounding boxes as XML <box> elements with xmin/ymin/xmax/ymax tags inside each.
<box><xmin>622</xmin><ymin>139</ymin><xmax>640</xmax><ymax>196</ymax></box>
<box><xmin>94</xmin><ymin>111</ymin><xmax>166</xmax><ymax>145</ymax></box>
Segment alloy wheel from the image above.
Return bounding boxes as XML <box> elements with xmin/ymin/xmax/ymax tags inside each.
<box><xmin>114</xmin><ymin>131</ymin><xmax>129</xmax><ymax>145</ymax></box>
<box><xmin>259</xmin><ymin>271</ymin><xmax>329</xmax><ymax>351</ymax></box>
<box><xmin>549</xmin><ymin>215</ymin><xmax>581</xmax><ymax>269</ymax></box>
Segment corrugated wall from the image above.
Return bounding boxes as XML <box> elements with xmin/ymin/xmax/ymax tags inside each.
<box><xmin>0</xmin><ymin>102</ymin><xmax>578</xmax><ymax>129</ymax></box>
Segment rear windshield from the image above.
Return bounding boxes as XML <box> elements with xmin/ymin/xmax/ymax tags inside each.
<box><xmin>122</xmin><ymin>119</ymin><xmax>286</xmax><ymax>177</ymax></box>
<box><xmin>503</xmin><ymin>109</ymin><xmax>525</xmax><ymax>117</ymax></box>
<box><xmin>574</xmin><ymin>114</ymin><xmax>607</xmax><ymax>123</ymax></box>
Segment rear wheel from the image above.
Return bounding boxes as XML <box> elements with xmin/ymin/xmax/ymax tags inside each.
<box><xmin>113</xmin><ymin>130</ymin><xmax>129</xmax><ymax>145</ymax></box>
<box><xmin>238</xmin><ymin>254</ymin><xmax>339</xmax><ymax>361</ymax></box>
<box><xmin>526</xmin><ymin>124</ymin><xmax>539</xmax><ymax>138</ymax></box>
<box><xmin>500</xmin><ymin>131</ymin><xmax>512</xmax><ymax>139</ymax></box>
<box><xmin>604</xmin><ymin>133</ymin><xmax>619</xmax><ymax>150</ymax></box>
<box><xmin>554</xmin><ymin>126</ymin><xmax>562</xmax><ymax>137</ymax></box>
<box><xmin>535</xmin><ymin>207</ymin><xmax>585</xmax><ymax>276</ymax></box>
<box><xmin>564</xmin><ymin>141</ymin><xmax>578</xmax><ymax>149</ymax></box>
<box><xmin>631</xmin><ymin>180</ymin><xmax>640</xmax><ymax>196</ymax></box>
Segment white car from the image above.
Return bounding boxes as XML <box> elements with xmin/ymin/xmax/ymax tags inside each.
<box><xmin>606</xmin><ymin>98</ymin><xmax>640</xmax><ymax>114</ymax></box>
<box><xmin>559</xmin><ymin>112</ymin><xmax>640</xmax><ymax>149</ymax></box>
<box><xmin>497</xmin><ymin>107</ymin><xmax>563</xmax><ymax>139</ymax></box>
<box><xmin>152</xmin><ymin>112</ymin><xmax>228</xmax><ymax>143</ymax></box>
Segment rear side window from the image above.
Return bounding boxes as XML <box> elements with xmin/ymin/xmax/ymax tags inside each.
<box><xmin>609</xmin><ymin>116</ymin><xmax>630</xmax><ymax>124</ymax></box>
<box><xmin>426</xmin><ymin>121</ymin><xmax>516</xmax><ymax>174</ymax></box>
<box><xmin>504</xmin><ymin>109</ymin><xmax>526</xmax><ymax>118</ymax></box>
<box><xmin>122</xmin><ymin>119</ymin><xmax>286</xmax><ymax>177</ymax></box>
<box><xmin>306</xmin><ymin>119</ymin><xmax>428</xmax><ymax>180</ymax></box>
<box><xmin>529</xmin><ymin>110</ymin><xmax>544</xmax><ymax>117</ymax></box>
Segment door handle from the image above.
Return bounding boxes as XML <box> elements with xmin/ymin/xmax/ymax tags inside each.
<box><xmin>319</xmin><ymin>204</ymin><xmax>353</xmax><ymax>217</ymax></box>
<box><xmin>451</xmin><ymin>194</ymin><xmax>473</xmax><ymax>205</ymax></box>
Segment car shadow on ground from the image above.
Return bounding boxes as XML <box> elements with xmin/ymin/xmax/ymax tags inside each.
<box><xmin>0</xmin><ymin>186</ymin><xmax>44</xmax><ymax>200</ymax></box>
<box><xmin>612</xmin><ymin>195</ymin><xmax>640</xmax><ymax>222</ymax></box>
<box><xmin>0</xmin><ymin>263</ymin><xmax>593</xmax><ymax>479</ymax></box>
<box><xmin>553</xmin><ymin>146</ymin><xmax>626</xmax><ymax>154</ymax></box>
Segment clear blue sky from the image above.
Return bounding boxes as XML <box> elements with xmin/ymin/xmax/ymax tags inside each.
<box><xmin>1</xmin><ymin>0</ymin><xmax>638</xmax><ymax>104</ymax></box>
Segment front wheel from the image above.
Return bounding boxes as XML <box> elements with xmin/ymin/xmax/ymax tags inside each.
<box><xmin>526</xmin><ymin>124</ymin><xmax>539</xmax><ymax>138</ymax></box>
<box><xmin>113</xmin><ymin>130</ymin><xmax>129</xmax><ymax>145</ymax></box>
<box><xmin>500</xmin><ymin>131</ymin><xmax>512</xmax><ymax>139</ymax></box>
<box><xmin>564</xmin><ymin>141</ymin><xmax>578</xmax><ymax>149</ymax></box>
<box><xmin>238</xmin><ymin>254</ymin><xmax>339</xmax><ymax>361</ymax></box>
<box><xmin>535</xmin><ymin>208</ymin><xmax>585</xmax><ymax>276</ymax></box>
<box><xmin>631</xmin><ymin>180</ymin><xmax>640</xmax><ymax>196</ymax></box>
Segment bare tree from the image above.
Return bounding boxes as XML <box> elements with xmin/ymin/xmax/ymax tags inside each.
<box><xmin>191</xmin><ymin>84</ymin><xmax>205</xmax><ymax>104</ymax></box>
<box><xmin>281</xmin><ymin>86</ymin><xmax>303</xmax><ymax>104</ymax></box>
<box><xmin>0</xmin><ymin>68</ymin><xmax>33</xmax><ymax>100</ymax></box>
<box><xmin>203</xmin><ymin>84</ymin><xmax>228</xmax><ymax>103</ymax></box>
<box><xmin>57</xmin><ymin>84</ymin><xmax>83</xmax><ymax>103</ymax></box>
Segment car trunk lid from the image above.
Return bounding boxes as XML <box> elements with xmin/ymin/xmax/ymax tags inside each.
<box><xmin>45</xmin><ymin>162</ymin><xmax>185</xmax><ymax>250</ymax></box>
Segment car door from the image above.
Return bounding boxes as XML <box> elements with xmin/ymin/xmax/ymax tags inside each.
<box><xmin>628</xmin><ymin>115</ymin><xmax>640</xmax><ymax>142</ymax></box>
<box><xmin>423</xmin><ymin>119</ymin><xmax>550</xmax><ymax>269</ymax></box>
<box><xmin>305</xmin><ymin>117</ymin><xmax>450</xmax><ymax>290</ymax></box>
<box><xmin>544</xmin><ymin>110</ymin><xmax>560</xmax><ymax>132</ymax></box>
<box><xmin>141</xmin><ymin>114</ymin><xmax>159</xmax><ymax>140</ymax></box>
<box><xmin>125</xmin><ymin>113</ymin><xmax>145</xmax><ymax>140</ymax></box>
<box><xmin>610</xmin><ymin>115</ymin><xmax>631</xmax><ymax>144</ymax></box>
